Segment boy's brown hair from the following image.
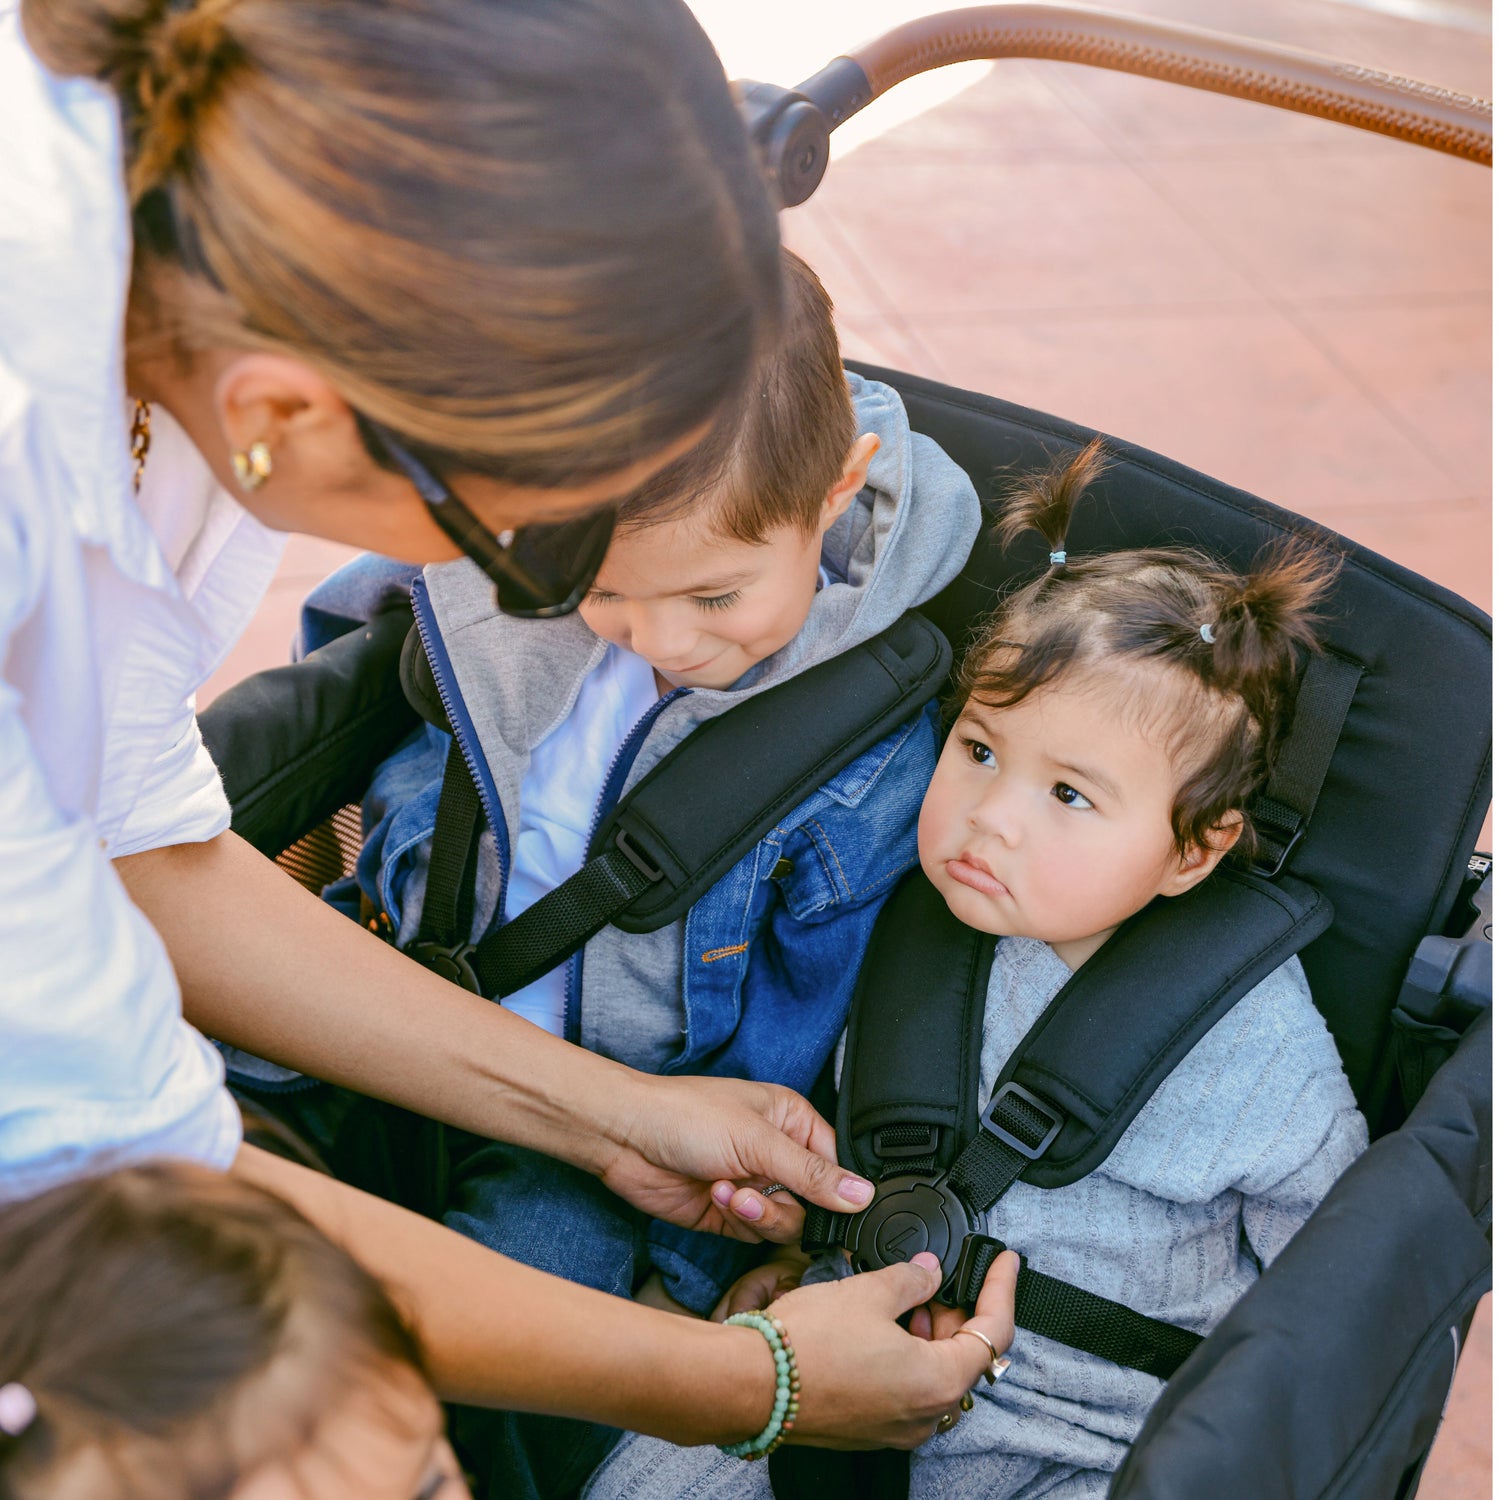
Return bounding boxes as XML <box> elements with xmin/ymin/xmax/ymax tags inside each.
<box><xmin>0</xmin><ymin>1163</ymin><xmax>425</xmax><ymax>1500</ymax></box>
<box><xmin>620</xmin><ymin>248</ymin><xmax>857</xmax><ymax>543</ymax></box>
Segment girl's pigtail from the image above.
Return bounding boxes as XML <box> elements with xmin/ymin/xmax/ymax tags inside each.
<box><xmin>995</xmin><ymin>435</ymin><xmax>1108</xmax><ymax>559</ymax></box>
<box><xmin>1206</xmin><ymin>541</ymin><xmax>1340</xmax><ymax>740</ymax></box>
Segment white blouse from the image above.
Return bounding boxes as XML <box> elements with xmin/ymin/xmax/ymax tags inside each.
<box><xmin>0</xmin><ymin>4</ymin><xmax>285</xmax><ymax>1202</ymax></box>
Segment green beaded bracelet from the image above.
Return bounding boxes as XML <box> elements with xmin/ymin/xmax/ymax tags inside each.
<box><xmin>720</xmin><ymin>1311</ymin><xmax>801</xmax><ymax>1460</ymax></box>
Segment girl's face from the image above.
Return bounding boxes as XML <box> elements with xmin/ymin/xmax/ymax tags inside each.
<box><xmin>917</xmin><ymin>670</ymin><xmax>1231</xmax><ymax>970</ymax></box>
<box><xmin>230</xmin><ymin>1363</ymin><xmax>470</xmax><ymax>1500</ymax></box>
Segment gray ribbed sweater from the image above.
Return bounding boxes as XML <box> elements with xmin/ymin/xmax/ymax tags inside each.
<box><xmin>585</xmin><ymin>937</ymin><xmax>1368</xmax><ymax>1500</ymax></box>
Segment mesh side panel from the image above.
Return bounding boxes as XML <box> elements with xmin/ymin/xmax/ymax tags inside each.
<box><xmin>275</xmin><ymin>802</ymin><xmax>364</xmax><ymax>895</ymax></box>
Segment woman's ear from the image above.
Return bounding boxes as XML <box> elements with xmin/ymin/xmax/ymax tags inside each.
<box><xmin>1159</xmin><ymin>812</ymin><xmax>1244</xmax><ymax>898</ymax></box>
<box><xmin>818</xmin><ymin>433</ymin><xmax>881</xmax><ymax>533</ymax></box>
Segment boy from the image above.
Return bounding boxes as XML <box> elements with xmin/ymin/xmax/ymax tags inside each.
<box><xmin>235</xmin><ymin>251</ymin><xmax>980</xmax><ymax>1316</ymax></box>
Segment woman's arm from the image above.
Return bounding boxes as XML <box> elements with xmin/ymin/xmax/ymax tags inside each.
<box><xmin>117</xmin><ymin>829</ymin><xmax>875</xmax><ymax>1237</ymax></box>
<box><xmin>235</xmin><ymin>1142</ymin><xmax>1018</xmax><ymax>1449</ymax></box>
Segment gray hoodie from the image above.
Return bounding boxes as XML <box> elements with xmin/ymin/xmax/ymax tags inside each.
<box><xmin>417</xmin><ymin>372</ymin><xmax>980</xmax><ymax>1072</ymax></box>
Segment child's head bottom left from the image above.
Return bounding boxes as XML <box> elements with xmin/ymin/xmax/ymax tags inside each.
<box><xmin>0</xmin><ymin>1164</ymin><xmax>468</xmax><ymax>1500</ymax></box>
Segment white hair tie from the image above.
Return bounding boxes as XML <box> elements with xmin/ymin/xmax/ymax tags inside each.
<box><xmin>1048</xmin><ymin>550</ymin><xmax>1066</xmax><ymax>567</ymax></box>
<box><xmin>1199</xmin><ymin>622</ymin><xmax>1216</xmax><ymax>644</ymax></box>
<box><xmin>0</xmin><ymin>1383</ymin><xmax>37</xmax><ymax>1437</ymax></box>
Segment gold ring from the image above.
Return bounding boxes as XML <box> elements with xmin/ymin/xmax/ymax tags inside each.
<box><xmin>954</xmin><ymin>1327</ymin><xmax>1010</xmax><ymax>1385</ymax></box>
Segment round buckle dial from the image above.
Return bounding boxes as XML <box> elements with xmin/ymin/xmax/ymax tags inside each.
<box><xmin>848</xmin><ymin>1173</ymin><xmax>974</xmax><ymax>1285</ymax></box>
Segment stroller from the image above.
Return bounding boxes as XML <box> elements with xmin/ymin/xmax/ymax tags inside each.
<box><xmin>199</xmin><ymin>10</ymin><xmax>1492</xmax><ymax>1498</ymax></box>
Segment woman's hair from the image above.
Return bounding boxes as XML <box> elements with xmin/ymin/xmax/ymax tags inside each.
<box><xmin>957</xmin><ymin>438</ymin><xmax>1340</xmax><ymax>857</ymax></box>
<box><xmin>0</xmin><ymin>1164</ymin><xmax>425</xmax><ymax>1500</ymax></box>
<box><xmin>22</xmin><ymin>0</ymin><xmax>782</xmax><ymax>490</ymax></box>
<box><xmin>615</xmin><ymin>247</ymin><xmax>855</xmax><ymax>544</ymax></box>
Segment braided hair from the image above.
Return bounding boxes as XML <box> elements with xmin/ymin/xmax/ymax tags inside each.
<box><xmin>958</xmin><ymin>438</ymin><xmax>1339</xmax><ymax>858</ymax></box>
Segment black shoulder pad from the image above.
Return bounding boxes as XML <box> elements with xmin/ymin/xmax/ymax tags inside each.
<box><xmin>1000</xmin><ymin>867</ymin><xmax>1333</xmax><ymax>1189</ymax></box>
<box><xmin>201</xmin><ymin>604</ymin><xmax>418</xmax><ymax>858</ymax></box>
<box><xmin>837</xmin><ymin>870</ymin><xmax>993</xmax><ymax>1181</ymax></box>
<box><xmin>835</xmin><ymin>868</ymin><xmax>1331</xmax><ymax>1193</ymax></box>
<box><xmin>598</xmin><ymin>610</ymin><xmax>951</xmax><ymax>933</ymax></box>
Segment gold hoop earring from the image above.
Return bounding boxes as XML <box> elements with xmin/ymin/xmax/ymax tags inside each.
<box><xmin>231</xmin><ymin>440</ymin><xmax>273</xmax><ymax>492</ymax></box>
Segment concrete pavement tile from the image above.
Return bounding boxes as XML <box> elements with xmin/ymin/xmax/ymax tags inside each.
<box><xmin>1415</xmin><ymin>1294</ymin><xmax>1493</xmax><ymax>1500</ymax></box>
<box><xmin>1325</xmin><ymin>495</ymin><xmax>1489</xmax><ymax>610</ymax></box>
<box><xmin>780</xmin><ymin>199</ymin><xmax>884</xmax><ymax>319</ymax></box>
<box><xmin>848</xmin><ymin>59</ymin><xmax>1119</xmax><ymax>163</ymax></box>
<box><xmin>270</xmin><ymin>533</ymin><xmax>360</xmax><ymax>585</ymax></box>
<box><xmin>1292</xmin><ymin>295</ymin><xmax>1491</xmax><ymax>494</ymax></box>
<box><xmin>916</xmin><ymin>305</ymin><xmax>1451</xmax><ymax>520</ymax></box>
<box><xmin>1139</xmin><ymin>145</ymin><xmax>1490</xmax><ymax>303</ymax></box>
<box><xmin>809</xmin><ymin>154</ymin><xmax>1261</xmax><ymax>317</ymax></box>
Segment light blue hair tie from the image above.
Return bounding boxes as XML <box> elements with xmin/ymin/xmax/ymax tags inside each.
<box><xmin>1048</xmin><ymin>550</ymin><xmax>1066</xmax><ymax>566</ymax></box>
<box><xmin>1199</xmin><ymin>622</ymin><xmax>1216</xmax><ymax>644</ymax></box>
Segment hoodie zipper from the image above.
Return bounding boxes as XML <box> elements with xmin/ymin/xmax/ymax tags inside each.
<box><xmin>563</xmin><ymin>685</ymin><xmax>689</xmax><ymax>1044</ymax></box>
<box><xmin>410</xmin><ymin>575</ymin><xmax>511</xmax><ymax>925</ymax></box>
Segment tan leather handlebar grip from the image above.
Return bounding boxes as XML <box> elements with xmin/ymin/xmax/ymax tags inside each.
<box><xmin>844</xmin><ymin>5</ymin><xmax>1491</xmax><ymax>165</ymax></box>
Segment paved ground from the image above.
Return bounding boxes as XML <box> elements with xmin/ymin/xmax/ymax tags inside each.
<box><xmin>203</xmin><ymin>2</ymin><xmax>1491</xmax><ymax>1492</ymax></box>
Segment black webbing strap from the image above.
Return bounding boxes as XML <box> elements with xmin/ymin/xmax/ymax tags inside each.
<box><xmin>945</xmin><ymin>1083</ymin><xmax>1064</xmax><ymax>1216</ymax></box>
<box><xmin>954</xmin><ymin>1236</ymin><xmax>1202</xmax><ymax>1381</ymax></box>
<box><xmin>1249</xmin><ymin>650</ymin><xmax>1363</xmax><ymax>876</ymax></box>
<box><xmin>801</xmin><ymin>1203</ymin><xmax>847</xmax><ymax>1253</ymax></box>
<box><xmin>446</xmin><ymin>611</ymin><xmax>949</xmax><ymax>1000</ymax></box>
<box><xmin>469</xmin><ymin>834</ymin><xmax>658</xmax><ymax>997</ymax></box>
<box><xmin>416</xmin><ymin>740</ymin><xmax>482</xmax><ymax>947</ymax></box>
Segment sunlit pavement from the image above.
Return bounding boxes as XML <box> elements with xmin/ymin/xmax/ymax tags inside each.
<box><xmin>201</xmin><ymin>6</ymin><xmax>1491</xmax><ymax>1493</ymax></box>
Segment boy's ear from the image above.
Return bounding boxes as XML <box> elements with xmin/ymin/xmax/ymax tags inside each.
<box><xmin>1158</xmin><ymin>812</ymin><xmax>1243</xmax><ymax>899</ymax></box>
<box><xmin>818</xmin><ymin>433</ymin><xmax>880</xmax><ymax>533</ymax></box>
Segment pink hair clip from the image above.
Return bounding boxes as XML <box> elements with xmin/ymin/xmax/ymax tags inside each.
<box><xmin>0</xmin><ymin>1383</ymin><xmax>37</xmax><ymax>1437</ymax></box>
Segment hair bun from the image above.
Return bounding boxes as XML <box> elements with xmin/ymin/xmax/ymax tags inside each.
<box><xmin>23</xmin><ymin>1</ymin><xmax>242</xmax><ymax>202</ymax></box>
<box><xmin>128</xmin><ymin>2</ymin><xmax>243</xmax><ymax>201</ymax></box>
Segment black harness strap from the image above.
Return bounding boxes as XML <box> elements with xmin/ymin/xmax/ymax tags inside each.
<box><xmin>416</xmin><ymin>741</ymin><xmax>482</xmax><ymax>948</ymax></box>
<box><xmin>953</xmin><ymin>1236</ymin><xmax>1203</xmax><ymax>1381</ymax></box>
<box><xmin>794</xmin><ymin>866</ymin><xmax>1333</xmax><ymax>1497</ymax></box>
<box><xmin>1249</xmin><ymin>650</ymin><xmax>1363</xmax><ymax>875</ymax></box>
<box><xmin>407</xmin><ymin>611</ymin><xmax>951</xmax><ymax>999</ymax></box>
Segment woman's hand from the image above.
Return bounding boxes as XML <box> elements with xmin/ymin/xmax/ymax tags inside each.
<box><xmin>769</xmin><ymin>1249</ymin><xmax>1019</xmax><ymax>1450</ymax></box>
<box><xmin>594</xmin><ymin>1072</ymin><xmax>873</xmax><ymax>1243</ymax></box>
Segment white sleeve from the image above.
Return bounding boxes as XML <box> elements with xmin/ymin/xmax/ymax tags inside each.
<box><xmin>0</xmin><ymin>517</ymin><xmax>241</xmax><ymax>1204</ymax></box>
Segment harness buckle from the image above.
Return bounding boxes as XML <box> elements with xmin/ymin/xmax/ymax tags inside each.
<box><xmin>614</xmin><ymin>827</ymin><xmax>665</xmax><ymax>882</ymax></box>
<box><xmin>406</xmin><ymin>940</ymin><xmax>483</xmax><ymax>994</ymax></box>
<box><xmin>847</xmin><ymin>1173</ymin><xmax>975</xmax><ymax>1289</ymax></box>
<box><xmin>981</xmin><ymin>1082</ymin><xmax>1065</xmax><ymax>1160</ymax></box>
<box><xmin>1252</xmin><ymin>822</ymin><xmax>1304</xmax><ymax>878</ymax></box>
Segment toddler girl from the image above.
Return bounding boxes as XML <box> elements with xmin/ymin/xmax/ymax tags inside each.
<box><xmin>583</xmin><ymin>438</ymin><xmax>1368</xmax><ymax>1498</ymax></box>
<box><xmin>0</xmin><ymin>1163</ymin><xmax>468</xmax><ymax>1500</ymax></box>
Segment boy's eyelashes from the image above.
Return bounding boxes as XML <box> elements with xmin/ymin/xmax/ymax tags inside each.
<box><xmin>583</xmin><ymin>587</ymin><xmax>742</xmax><ymax>612</ymax></box>
<box><xmin>694</xmin><ymin>589</ymin><xmax>742</xmax><ymax>612</ymax></box>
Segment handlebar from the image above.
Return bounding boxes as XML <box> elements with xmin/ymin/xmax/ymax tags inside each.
<box><xmin>739</xmin><ymin>3</ymin><xmax>1492</xmax><ymax>208</ymax></box>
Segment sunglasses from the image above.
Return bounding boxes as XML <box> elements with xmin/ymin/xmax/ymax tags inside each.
<box><xmin>359</xmin><ymin>416</ymin><xmax>616</xmax><ymax>619</ymax></box>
